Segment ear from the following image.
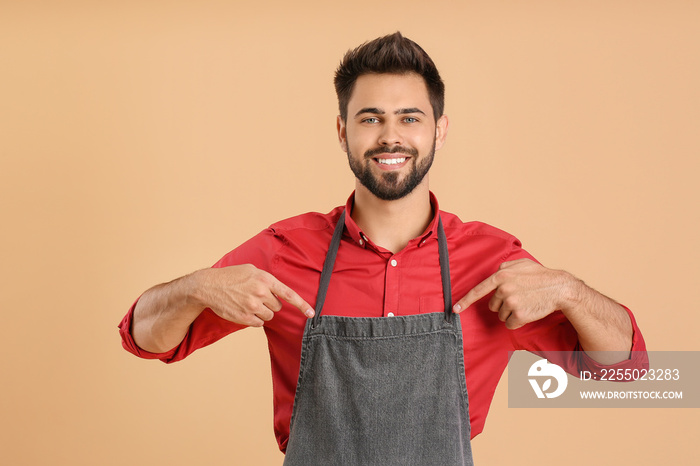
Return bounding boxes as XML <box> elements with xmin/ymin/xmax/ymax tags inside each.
<box><xmin>335</xmin><ymin>115</ymin><xmax>348</xmax><ymax>152</ymax></box>
<box><xmin>337</xmin><ymin>115</ymin><xmax>348</xmax><ymax>152</ymax></box>
<box><xmin>434</xmin><ymin>114</ymin><xmax>449</xmax><ymax>151</ymax></box>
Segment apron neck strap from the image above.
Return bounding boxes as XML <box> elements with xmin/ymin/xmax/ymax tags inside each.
<box><xmin>312</xmin><ymin>209</ymin><xmax>453</xmax><ymax>327</ymax></box>
<box><xmin>312</xmin><ymin>210</ymin><xmax>346</xmax><ymax>327</ymax></box>
<box><xmin>437</xmin><ymin>216</ymin><xmax>454</xmax><ymax>322</ymax></box>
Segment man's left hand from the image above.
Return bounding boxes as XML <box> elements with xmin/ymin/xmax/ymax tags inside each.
<box><xmin>453</xmin><ymin>258</ymin><xmax>578</xmax><ymax>329</ymax></box>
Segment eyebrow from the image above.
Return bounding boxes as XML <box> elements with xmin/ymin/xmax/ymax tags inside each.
<box><xmin>396</xmin><ymin>108</ymin><xmax>426</xmax><ymax>116</ymax></box>
<box><xmin>354</xmin><ymin>107</ymin><xmax>427</xmax><ymax>118</ymax></box>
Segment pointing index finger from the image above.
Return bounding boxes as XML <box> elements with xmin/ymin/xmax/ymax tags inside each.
<box><xmin>270</xmin><ymin>279</ymin><xmax>315</xmax><ymax>318</ymax></box>
<box><xmin>453</xmin><ymin>272</ymin><xmax>501</xmax><ymax>313</ymax></box>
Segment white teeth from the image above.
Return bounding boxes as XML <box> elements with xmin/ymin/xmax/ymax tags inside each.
<box><xmin>377</xmin><ymin>157</ymin><xmax>406</xmax><ymax>165</ymax></box>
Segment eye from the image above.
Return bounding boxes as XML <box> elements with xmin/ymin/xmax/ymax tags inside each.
<box><xmin>403</xmin><ymin>116</ymin><xmax>419</xmax><ymax>123</ymax></box>
<box><xmin>362</xmin><ymin>117</ymin><xmax>379</xmax><ymax>124</ymax></box>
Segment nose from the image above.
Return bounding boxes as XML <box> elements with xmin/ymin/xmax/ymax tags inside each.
<box><xmin>378</xmin><ymin>120</ymin><xmax>403</xmax><ymax>146</ymax></box>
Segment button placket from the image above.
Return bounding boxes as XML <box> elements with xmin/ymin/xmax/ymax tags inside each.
<box><xmin>384</xmin><ymin>255</ymin><xmax>400</xmax><ymax>317</ymax></box>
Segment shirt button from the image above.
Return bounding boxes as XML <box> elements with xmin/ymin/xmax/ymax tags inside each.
<box><xmin>390</xmin><ymin>259</ymin><xmax>397</xmax><ymax>267</ymax></box>
<box><xmin>387</xmin><ymin>312</ymin><xmax>395</xmax><ymax>317</ymax></box>
<box><xmin>358</xmin><ymin>238</ymin><xmax>364</xmax><ymax>246</ymax></box>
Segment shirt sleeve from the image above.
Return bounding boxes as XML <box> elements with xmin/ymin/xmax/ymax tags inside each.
<box><xmin>117</xmin><ymin>228</ymin><xmax>284</xmax><ymax>363</ymax></box>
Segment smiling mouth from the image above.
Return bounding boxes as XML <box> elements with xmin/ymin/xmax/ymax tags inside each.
<box><xmin>372</xmin><ymin>156</ymin><xmax>411</xmax><ymax>170</ymax></box>
<box><xmin>375</xmin><ymin>157</ymin><xmax>407</xmax><ymax>165</ymax></box>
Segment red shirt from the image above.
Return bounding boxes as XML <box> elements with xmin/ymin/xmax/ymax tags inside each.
<box><xmin>119</xmin><ymin>193</ymin><xmax>646</xmax><ymax>452</ymax></box>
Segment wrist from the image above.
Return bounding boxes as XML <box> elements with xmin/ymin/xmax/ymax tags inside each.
<box><xmin>557</xmin><ymin>271</ymin><xmax>587</xmax><ymax>316</ymax></box>
<box><xmin>182</xmin><ymin>269</ymin><xmax>211</xmax><ymax>313</ymax></box>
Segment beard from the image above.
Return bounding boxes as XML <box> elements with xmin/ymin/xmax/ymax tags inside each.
<box><xmin>346</xmin><ymin>138</ymin><xmax>436</xmax><ymax>201</ymax></box>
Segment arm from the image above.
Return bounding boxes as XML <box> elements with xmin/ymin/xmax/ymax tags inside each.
<box><xmin>557</xmin><ymin>274</ymin><xmax>633</xmax><ymax>363</ymax></box>
<box><xmin>132</xmin><ymin>264</ymin><xmax>315</xmax><ymax>354</ymax></box>
<box><xmin>453</xmin><ymin>258</ymin><xmax>633</xmax><ymax>365</ymax></box>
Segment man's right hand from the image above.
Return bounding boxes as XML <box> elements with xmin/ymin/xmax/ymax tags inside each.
<box><xmin>132</xmin><ymin>264</ymin><xmax>313</xmax><ymax>353</ymax></box>
<box><xmin>196</xmin><ymin>264</ymin><xmax>315</xmax><ymax>327</ymax></box>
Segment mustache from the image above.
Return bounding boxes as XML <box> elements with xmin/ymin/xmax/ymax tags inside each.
<box><xmin>364</xmin><ymin>145</ymin><xmax>419</xmax><ymax>159</ymax></box>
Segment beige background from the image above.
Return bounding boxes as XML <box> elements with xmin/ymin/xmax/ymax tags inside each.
<box><xmin>1</xmin><ymin>1</ymin><xmax>698</xmax><ymax>464</ymax></box>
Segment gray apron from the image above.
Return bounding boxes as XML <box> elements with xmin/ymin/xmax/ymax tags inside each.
<box><xmin>284</xmin><ymin>211</ymin><xmax>474</xmax><ymax>465</ymax></box>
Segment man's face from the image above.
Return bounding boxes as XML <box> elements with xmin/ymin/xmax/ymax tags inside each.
<box><xmin>337</xmin><ymin>73</ymin><xmax>448</xmax><ymax>201</ymax></box>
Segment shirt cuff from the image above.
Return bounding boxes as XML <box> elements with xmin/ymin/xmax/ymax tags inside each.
<box><xmin>117</xmin><ymin>298</ymin><xmax>179</xmax><ymax>362</ymax></box>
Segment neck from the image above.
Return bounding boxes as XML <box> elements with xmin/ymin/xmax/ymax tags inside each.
<box><xmin>351</xmin><ymin>181</ymin><xmax>433</xmax><ymax>254</ymax></box>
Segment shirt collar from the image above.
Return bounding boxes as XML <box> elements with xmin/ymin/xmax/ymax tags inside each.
<box><xmin>342</xmin><ymin>191</ymin><xmax>441</xmax><ymax>250</ymax></box>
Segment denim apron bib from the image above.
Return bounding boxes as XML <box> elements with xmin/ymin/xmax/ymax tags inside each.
<box><xmin>284</xmin><ymin>211</ymin><xmax>474</xmax><ymax>465</ymax></box>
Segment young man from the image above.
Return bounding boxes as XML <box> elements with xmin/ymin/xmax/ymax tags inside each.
<box><xmin>119</xmin><ymin>32</ymin><xmax>646</xmax><ymax>465</ymax></box>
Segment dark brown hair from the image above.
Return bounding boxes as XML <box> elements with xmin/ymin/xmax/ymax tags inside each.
<box><xmin>334</xmin><ymin>32</ymin><xmax>445</xmax><ymax>122</ymax></box>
